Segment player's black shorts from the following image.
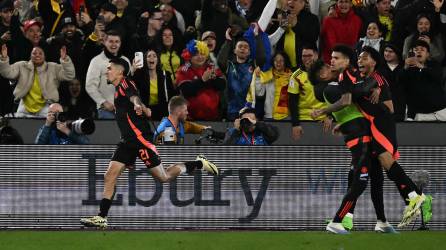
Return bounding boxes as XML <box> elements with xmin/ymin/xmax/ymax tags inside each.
<box><xmin>362</xmin><ymin>111</ymin><xmax>399</xmax><ymax>159</ymax></box>
<box><xmin>111</xmin><ymin>139</ymin><xmax>162</xmax><ymax>168</ymax></box>
<box><xmin>340</xmin><ymin>117</ymin><xmax>371</xmax><ymax>143</ymax></box>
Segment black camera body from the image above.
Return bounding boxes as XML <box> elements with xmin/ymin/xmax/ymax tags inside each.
<box><xmin>55</xmin><ymin>112</ymin><xmax>68</xmax><ymax>122</ymax></box>
<box><xmin>195</xmin><ymin>128</ymin><xmax>225</xmax><ymax>144</ymax></box>
<box><xmin>240</xmin><ymin>118</ymin><xmax>254</xmax><ymax>133</ymax></box>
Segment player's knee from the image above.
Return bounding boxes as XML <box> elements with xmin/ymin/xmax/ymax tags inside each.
<box><xmin>151</xmin><ymin>171</ymin><xmax>170</xmax><ymax>183</ymax></box>
<box><xmin>155</xmin><ymin>175</ymin><xmax>170</xmax><ymax>183</ymax></box>
<box><xmin>378</xmin><ymin>153</ymin><xmax>394</xmax><ymax>169</ymax></box>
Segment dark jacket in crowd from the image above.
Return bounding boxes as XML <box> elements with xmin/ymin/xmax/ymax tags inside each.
<box><xmin>0</xmin><ymin>76</ymin><xmax>14</xmax><ymax>116</ymax></box>
<box><xmin>132</xmin><ymin>68</ymin><xmax>177</xmax><ymax>121</ymax></box>
<box><xmin>46</xmin><ymin>30</ymin><xmax>85</xmax><ymax>78</ymax></box>
<box><xmin>170</xmin><ymin>0</ymin><xmax>202</xmax><ymax>27</ymax></box>
<box><xmin>399</xmin><ymin>60</ymin><xmax>446</xmax><ymax>118</ymax></box>
<box><xmin>378</xmin><ymin>62</ymin><xmax>406</xmax><ymax>121</ymax></box>
<box><xmin>80</xmin><ymin>36</ymin><xmax>103</xmax><ymax>82</ymax></box>
<box><xmin>38</xmin><ymin>0</ymin><xmax>75</xmax><ymax>37</ymax></box>
<box><xmin>129</xmin><ymin>17</ymin><xmax>158</xmax><ymax>55</ymax></box>
<box><xmin>200</xmin><ymin>0</ymin><xmax>248</xmax><ymax>52</ymax></box>
<box><xmin>276</xmin><ymin>9</ymin><xmax>320</xmax><ymax>69</ymax></box>
<box><xmin>59</xmin><ymin>84</ymin><xmax>96</xmax><ymax>120</ymax></box>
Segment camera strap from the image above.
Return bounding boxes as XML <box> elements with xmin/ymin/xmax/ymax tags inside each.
<box><xmin>241</xmin><ymin>131</ymin><xmax>255</xmax><ymax>145</ymax></box>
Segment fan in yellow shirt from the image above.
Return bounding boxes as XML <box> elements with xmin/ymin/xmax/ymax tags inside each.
<box><xmin>245</xmin><ymin>52</ymin><xmax>292</xmax><ymax>120</ymax></box>
<box><xmin>23</xmin><ymin>68</ymin><xmax>46</xmax><ymax>113</ymax></box>
<box><xmin>288</xmin><ymin>46</ymin><xmax>327</xmax><ymax>140</ymax></box>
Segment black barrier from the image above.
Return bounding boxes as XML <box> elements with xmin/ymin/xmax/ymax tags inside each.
<box><xmin>0</xmin><ymin>145</ymin><xmax>445</xmax><ymax>230</ymax></box>
<box><xmin>8</xmin><ymin>119</ymin><xmax>446</xmax><ymax>145</ymax></box>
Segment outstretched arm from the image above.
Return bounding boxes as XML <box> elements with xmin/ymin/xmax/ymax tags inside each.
<box><xmin>257</xmin><ymin>0</ymin><xmax>278</xmax><ymax>31</ymax></box>
<box><xmin>311</xmin><ymin>93</ymin><xmax>352</xmax><ymax>119</ymax></box>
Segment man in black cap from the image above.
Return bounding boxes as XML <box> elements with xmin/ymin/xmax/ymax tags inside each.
<box><xmin>400</xmin><ymin>39</ymin><xmax>446</xmax><ymax>121</ymax></box>
<box><xmin>37</xmin><ymin>0</ymin><xmax>75</xmax><ymax>37</ymax></box>
<box><xmin>98</xmin><ymin>2</ymin><xmax>125</xmax><ymax>40</ymax></box>
<box><xmin>223</xmin><ymin>106</ymin><xmax>279</xmax><ymax>145</ymax></box>
<box><xmin>46</xmin><ymin>16</ymin><xmax>84</xmax><ymax>76</ymax></box>
<box><xmin>80</xmin><ymin>57</ymin><xmax>219</xmax><ymax>228</ymax></box>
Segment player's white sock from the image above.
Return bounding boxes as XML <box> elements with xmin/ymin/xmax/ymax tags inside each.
<box><xmin>179</xmin><ymin>165</ymin><xmax>186</xmax><ymax>174</ymax></box>
<box><xmin>408</xmin><ymin>191</ymin><xmax>418</xmax><ymax>199</ymax></box>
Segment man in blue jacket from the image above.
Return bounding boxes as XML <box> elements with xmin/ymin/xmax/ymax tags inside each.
<box><xmin>223</xmin><ymin>107</ymin><xmax>279</xmax><ymax>145</ymax></box>
<box><xmin>35</xmin><ymin>103</ymin><xmax>89</xmax><ymax>145</ymax></box>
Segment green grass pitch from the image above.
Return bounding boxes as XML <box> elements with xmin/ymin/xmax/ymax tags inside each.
<box><xmin>0</xmin><ymin>231</ymin><xmax>445</xmax><ymax>250</ymax></box>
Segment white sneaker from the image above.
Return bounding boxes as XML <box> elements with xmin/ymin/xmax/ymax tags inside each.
<box><xmin>196</xmin><ymin>155</ymin><xmax>219</xmax><ymax>175</ymax></box>
<box><xmin>80</xmin><ymin>215</ymin><xmax>108</xmax><ymax>228</ymax></box>
<box><xmin>375</xmin><ymin>221</ymin><xmax>398</xmax><ymax>233</ymax></box>
<box><xmin>326</xmin><ymin>222</ymin><xmax>350</xmax><ymax>234</ymax></box>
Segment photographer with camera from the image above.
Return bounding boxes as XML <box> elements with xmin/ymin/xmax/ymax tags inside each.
<box><xmin>154</xmin><ymin>96</ymin><xmax>213</xmax><ymax>144</ymax></box>
<box><xmin>223</xmin><ymin>107</ymin><xmax>279</xmax><ymax>145</ymax></box>
<box><xmin>35</xmin><ymin>103</ymin><xmax>90</xmax><ymax>145</ymax></box>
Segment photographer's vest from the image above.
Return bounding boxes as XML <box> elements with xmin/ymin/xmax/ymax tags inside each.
<box><xmin>233</xmin><ymin>129</ymin><xmax>268</xmax><ymax>145</ymax></box>
<box><xmin>154</xmin><ymin>117</ymin><xmax>185</xmax><ymax>144</ymax></box>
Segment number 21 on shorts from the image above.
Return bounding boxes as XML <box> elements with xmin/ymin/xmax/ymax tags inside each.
<box><xmin>139</xmin><ymin>149</ymin><xmax>150</xmax><ymax>161</ymax></box>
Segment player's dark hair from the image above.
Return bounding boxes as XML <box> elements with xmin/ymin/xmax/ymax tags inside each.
<box><xmin>360</xmin><ymin>46</ymin><xmax>382</xmax><ymax>69</ymax></box>
<box><xmin>168</xmin><ymin>96</ymin><xmax>188</xmax><ymax>114</ymax></box>
<box><xmin>308</xmin><ymin>60</ymin><xmax>326</xmax><ymax>86</ymax></box>
<box><xmin>109</xmin><ymin>58</ymin><xmax>129</xmax><ymax>76</ymax></box>
<box><xmin>332</xmin><ymin>44</ymin><xmax>354</xmax><ymax>64</ymax></box>
<box><xmin>308</xmin><ymin>60</ymin><xmax>331</xmax><ymax>103</ymax></box>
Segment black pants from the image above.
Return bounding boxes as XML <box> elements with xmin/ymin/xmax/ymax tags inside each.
<box><xmin>347</xmin><ymin>157</ymin><xmax>386</xmax><ymax>222</ymax></box>
<box><xmin>333</xmin><ymin>135</ymin><xmax>371</xmax><ymax>222</ymax></box>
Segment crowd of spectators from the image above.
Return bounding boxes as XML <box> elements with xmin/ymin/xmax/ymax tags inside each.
<box><xmin>0</xmin><ymin>0</ymin><xmax>445</xmax><ymax>130</ymax></box>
